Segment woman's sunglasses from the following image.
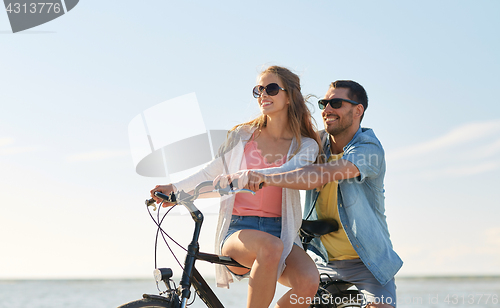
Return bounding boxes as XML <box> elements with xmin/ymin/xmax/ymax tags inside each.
<box><xmin>318</xmin><ymin>98</ymin><xmax>361</xmax><ymax>110</ymax></box>
<box><xmin>253</xmin><ymin>83</ymin><xmax>286</xmax><ymax>98</ymax></box>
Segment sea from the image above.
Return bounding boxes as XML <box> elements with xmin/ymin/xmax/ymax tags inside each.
<box><xmin>1</xmin><ymin>277</ymin><xmax>499</xmax><ymax>308</ymax></box>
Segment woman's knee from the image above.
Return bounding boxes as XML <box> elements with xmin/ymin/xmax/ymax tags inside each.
<box><xmin>288</xmin><ymin>251</ymin><xmax>319</xmax><ymax>295</ymax></box>
<box><xmin>303</xmin><ymin>270</ymin><xmax>320</xmax><ymax>295</ymax></box>
<box><xmin>256</xmin><ymin>235</ymin><xmax>283</xmax><ymax>263</ymax></box>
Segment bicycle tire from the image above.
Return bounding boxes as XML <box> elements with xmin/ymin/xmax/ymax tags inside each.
<box><xmin>117</xmin><ymin>296</ymin><xmax>178</xmax><ymax>308</ymax></box>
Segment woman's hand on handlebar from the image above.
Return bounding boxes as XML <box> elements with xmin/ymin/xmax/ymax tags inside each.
<box><xmin>150</xmin><ymin>184</ymin><xmax>176</xmax><ymax>207</ymax></box>
<box><xmin>213</xmin><ymin>174</ymin><xmax>232</xmax><ymax>190</ymax></box>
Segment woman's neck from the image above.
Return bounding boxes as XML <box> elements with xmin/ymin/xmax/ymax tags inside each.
<box><xmin>263</xmin><ymin>114</ymin><xmax>293</xmax><ymax>141</ymax></box>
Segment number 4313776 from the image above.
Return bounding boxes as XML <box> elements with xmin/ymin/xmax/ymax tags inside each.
<box><xmin>444</xmin><ymin>294</ymin><xmax>498</xmax><ymax>305</ymax></box>
<box><xmin>5</xmin><ymin>3</ymin><xmax>61</xmax><ymax>14</ymax></box>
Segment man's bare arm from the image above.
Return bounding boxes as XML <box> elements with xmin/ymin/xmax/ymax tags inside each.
<box><xmin>262</xmin><ymin>160</ymin><xmax>360</xmax><ymax>190</ymax></box>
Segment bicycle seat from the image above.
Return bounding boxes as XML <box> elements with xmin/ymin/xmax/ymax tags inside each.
<box><xmin>301</xmin><ymin>219</ymin><xmax>339</xmax><ymax>237</ymax></box>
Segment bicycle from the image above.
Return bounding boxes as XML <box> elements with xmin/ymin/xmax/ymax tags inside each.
<box><xmin>117</xmin><ymin>181</ymin><xmax>362</xmax><ymax>308</ymax></box>
<box><xmin>117</xmin><ymin>180</ymin><xmax>253</xmax><ymax>308</ymax></box>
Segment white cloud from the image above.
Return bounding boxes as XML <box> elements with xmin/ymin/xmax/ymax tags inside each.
<box><xmin>485</xmin><ymin>227</ymin><xmax>500</xmax><ymax>246</ymax></box>
<box><xmin>387</xmin><ymin>119</ymin><xmax>500</xmax><ymax>161</ymax></box>
<box><xmin>0</xmin><ymin>138</ymin><xmax>37</xmax><ymax>155</ymax></box>
<box><xmin>429</xmin><ymin>244</ymin><xmax>500</xmax><ymax>272</ymax></box>
<box><xmin>475</xmin><ymin>138</ymin><xmax>500</xmax><ymax>159</ymax></box>
<box><xmin>0</xmin><ymin>138</ymin><xmax>14</xmax><ymax>147</ymax></box>
<box><xmin>0</xmin><ymin>146</ymin><xmax>37</xmax><ymax>155</ymax></box>
<box><xmin>386</xmin><ymin>120</ymin><xmax>500</xmax><ymax>178</ymax></box>
<box><xmin>420</xmin><ymin>160</ymin><xmax>500</xmax><ymax>178</ymax></box>
<box><xmin>66</xmin><ymin>150</ymin><xmax>130</xmax><ymax>162</ymax></box>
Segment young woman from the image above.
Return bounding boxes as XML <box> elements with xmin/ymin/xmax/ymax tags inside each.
<box><xmin>151</xmin><ymin>66</ymin><xmax>321</xmax><ymax>308</ymax></box>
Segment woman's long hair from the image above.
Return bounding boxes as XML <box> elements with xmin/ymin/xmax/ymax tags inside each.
<box><xmin>231</xmin><ymin>66</ymin><xmax>322</xmax><ymax>159</ymax></box>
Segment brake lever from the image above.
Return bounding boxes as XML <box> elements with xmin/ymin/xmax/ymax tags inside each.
<box><xmin>145</xmin><ymin>191</ymin><xmax>177</xmax><ymax>211</ymax></box>
<box><xmin>145</xmin><ymin>198</ymin><xmax>157</xmax><ymax>211</ymax></box>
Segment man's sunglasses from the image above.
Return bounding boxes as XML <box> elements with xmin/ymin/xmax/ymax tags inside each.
<box><xmin>318</xmin><ymin>98</ymin><xmax>361</xmax><ymax>110</ymax></box>
<box><xmin>253</xmin><ymin>83</ymin><xmax>286</xmax><ymax>98</ymax></box>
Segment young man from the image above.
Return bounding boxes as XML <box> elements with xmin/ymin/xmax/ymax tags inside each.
<box><xmin>243</xmin><ymin>80</ymin><xmax>402</xmax><ymax>308</ymax></box>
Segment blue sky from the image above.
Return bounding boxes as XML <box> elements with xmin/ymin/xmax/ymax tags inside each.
<box><xmin>1</xmin><ymin>0</ymin><xmax>499</xmax><ymax>279</ymax></box>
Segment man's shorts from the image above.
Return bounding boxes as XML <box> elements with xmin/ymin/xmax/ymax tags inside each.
<box><xmin>317</xmin><ymin>259</ymin><xmax>397</xmax><ymax>307</ymax></box>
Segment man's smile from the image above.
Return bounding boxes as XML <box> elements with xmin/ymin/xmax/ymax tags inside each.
<box><xmin>324</xmin><ymin>115</ymin><xmax>339</xmax><ymax>124</ymax></box>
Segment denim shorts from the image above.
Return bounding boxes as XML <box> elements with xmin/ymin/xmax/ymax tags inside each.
<box><xmin>222</xmin><ymin>215</ymin><xmax>282</xmax><ymax>248</ymax></box>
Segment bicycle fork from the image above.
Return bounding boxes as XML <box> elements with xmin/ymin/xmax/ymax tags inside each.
<box><xmin>179</xmin><ymin>201</ymin><xmax>204</xmax><ymax>308</ymax></box>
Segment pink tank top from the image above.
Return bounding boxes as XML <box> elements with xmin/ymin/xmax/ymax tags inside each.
<box><xmin>232</xmin><ymin>138</ymin><xmax>286</xmax><ymax>217</ymax></box>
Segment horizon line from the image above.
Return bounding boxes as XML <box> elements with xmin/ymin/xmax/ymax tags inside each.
<box><xmin>2</xmin><ymin>274</ymin><xmax>500</xmax><ymax>281</ymax></box>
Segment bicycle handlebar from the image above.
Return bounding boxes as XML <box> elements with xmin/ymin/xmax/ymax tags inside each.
<box><xmin>146</xmin><ymin>180</ymin><xmax>260</xmax><ymax>211</ymax></box>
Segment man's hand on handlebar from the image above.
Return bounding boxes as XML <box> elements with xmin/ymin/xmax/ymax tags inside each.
<box><xmin>150</xmin><ymin>184</ymin><xmax>177</xmax><ymax>207</ymax></box>
<box><xmin>247</xmin><ymin>171</ymin><xmax>267</xmax><ymax>191</ymax></box>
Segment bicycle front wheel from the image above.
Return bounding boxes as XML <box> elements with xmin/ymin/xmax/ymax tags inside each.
<box><xmin>117</xmin><ymin>296</ymin><xmax>178</xmax><ymax>308</ymax></box>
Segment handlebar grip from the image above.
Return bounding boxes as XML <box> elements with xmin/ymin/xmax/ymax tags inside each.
<box><xmin>155</xmin><ymin>191</ymin><xmax>176</xmax><ymax>203</ymax></box>
<box><xmin>229</xmin><ymin>179</ymin><xmax>239</xmax><ymax>189</ymax></box>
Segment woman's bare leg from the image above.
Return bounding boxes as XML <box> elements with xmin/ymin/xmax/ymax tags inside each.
<box><xmin>222</xmin><ymin>229</ymin><xmax>284</xmax><ymax>308</ymax></box>
<box><xmin>275</xmin><ymin>245</ymin><xmax>319</xmax><ymax>307</ymax></box>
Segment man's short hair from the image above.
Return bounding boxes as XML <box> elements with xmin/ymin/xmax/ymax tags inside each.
<box><xmin>330</xmin><ymin>80</ymin><xmax>368</xmax><ymax>121</ymax></box>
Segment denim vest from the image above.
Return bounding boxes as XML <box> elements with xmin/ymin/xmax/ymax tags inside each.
<box><xmin>304</xmin><ymin>127</ymin><xmax>403</xmax><ymax>286</ymax></box>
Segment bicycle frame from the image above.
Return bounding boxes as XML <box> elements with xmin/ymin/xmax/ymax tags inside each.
<box><xmin>154</xmin><ymin>183</ymin><xmax>249</xmax><ymax>308</ymax></box>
